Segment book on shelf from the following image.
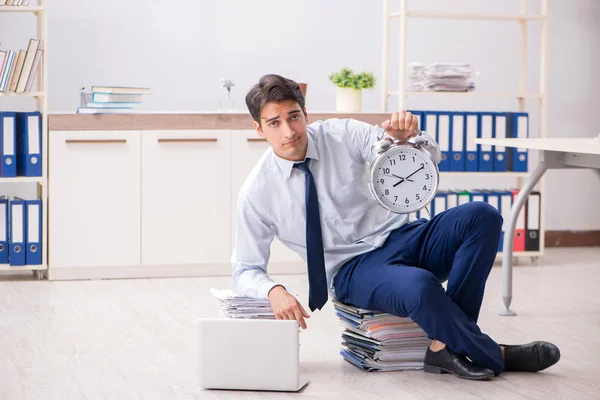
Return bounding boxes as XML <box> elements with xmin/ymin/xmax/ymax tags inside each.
<box><xmin>0</xmin><ymin>1</ymin><xmax>33</xmax><ymax>5</ymax></box>
<box><xmin>0</xmin><ymin>39</ymin><xmax>42</xmax><ymax>93</ymax></box>
<box><xmin>77</xmin><ymin>86</ymin><xmax>151</xmax><ymax>114</ymax></box>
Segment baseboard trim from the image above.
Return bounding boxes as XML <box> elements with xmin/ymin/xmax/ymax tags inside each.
<box><xmin>46</xmin><ymin>262</ymin><xmax>307</xmax><ymax>281</ymax></box>
<box><xmin>545</xmin><ymin>230</ymin><xmax>600</xmax><ymax>247</ymax></box>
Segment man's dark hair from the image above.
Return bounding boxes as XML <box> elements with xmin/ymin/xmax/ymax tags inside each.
<box><xmin>245</xmin><ymin>74</ymin><xmax>306</xmax><ymax>126</ymax></box>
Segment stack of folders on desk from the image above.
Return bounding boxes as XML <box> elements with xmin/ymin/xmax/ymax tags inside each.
<box><xmin>0</xmin><ymin>111</ymin><xmax>43</xmax><ymax>177</ymax></box>
<box><xmin>210</xmin><ymin>288</ymin><xmax>276</xmax><ymax>319</ymax></box>
<box><xmin>416</xmin><ymin>189</ymin><xmax>541</xmax><ymax>252</ymax></box>
<box><xmin>408</xmin><ymin>62</ymin><xmax>475</xmax><ymax>92</ymax></box>
<box><xmin>407</xmin><ymin>110</ymin><xmax>529</xmax><ymax>173</ymax></box>
<box><xmin>0</xmin><ymin>196</ymin><xmax>43</xmax><ymax>266</ymax></box>
<box><xmin>334</xmin><ymin>301</ymin><xmax>431</xmax><ymax>372</ymax></box>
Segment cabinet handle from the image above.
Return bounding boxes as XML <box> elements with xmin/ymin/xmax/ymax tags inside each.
<box><xmin>247</xmin><ymin>138</ymin><xmax>267</xmax><ymax>142</ymax></box>
<box><xmin>157</xmin><ymin>138</ymin><xmax>218</xmax><ymax>143</ymax></box>
<box><xmin>65</xmin><ymin>139</ymin><xmax>127</xmax><ymax>144</ymax></box>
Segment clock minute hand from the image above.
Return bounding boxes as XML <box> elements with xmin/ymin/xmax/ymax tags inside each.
<box><xmin>404</xmin><ymin>165</ymin><xmax>425</xmax><ymax>181</ymax></box>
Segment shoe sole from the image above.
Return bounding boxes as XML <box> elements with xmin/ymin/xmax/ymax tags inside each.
<box><xmin>424</xmin><ymin>364</ymin><xmax>494</xmax><ymax>381</ymax></box>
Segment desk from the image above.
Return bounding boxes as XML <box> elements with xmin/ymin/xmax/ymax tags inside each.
<box><xmin>474</xmin><ymin>137</ymin><xmax>600</xmax><ymax>316</ymax></box>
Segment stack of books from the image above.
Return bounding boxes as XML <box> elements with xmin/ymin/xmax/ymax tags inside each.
<box><xmin>408</xmin><ymin>62</ymin><xmax>475</xmax><ymax>92</ymax></box>
<box><xmin>334</xmin><ymin>300</ymin><xmax>431</xmax><ymax>372</ymax></box>
<box><xmin>77</xmin><ymin>86</ymin><xmax>151</xmax><ymax>114</ymax></box>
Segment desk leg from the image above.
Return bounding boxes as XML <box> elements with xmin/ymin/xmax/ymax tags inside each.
<box><xmin>500</xmin><ymin>162</ymin><xmax>548</xmax><ymax>316</ymax></box>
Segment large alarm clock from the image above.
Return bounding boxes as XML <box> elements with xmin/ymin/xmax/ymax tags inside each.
<box><xmin>367</xmin><ymin>129</ymin><xmax>439</xmax><ymax>214</ymax></box>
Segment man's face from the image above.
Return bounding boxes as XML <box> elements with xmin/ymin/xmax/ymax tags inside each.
<box><xmin>254</xmin><ymin>99</ymin><xmax>308</xmax><ymax>162</ymax></box>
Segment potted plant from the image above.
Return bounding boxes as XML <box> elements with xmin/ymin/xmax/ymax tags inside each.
<box><xmin>329</xmin><ymin>67</ymin><xmax>376</xmax><ymax>112</ymax></box>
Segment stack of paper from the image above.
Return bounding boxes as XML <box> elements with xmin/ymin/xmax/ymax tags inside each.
<box><xmin>408</xmin><ymin>62</ymin><xmax>475</xmax><ymax>92</ymax></box>
<box><xmin>210</xmin><ymin>288</ymin><xmax>275</xmax><ymax>319</ymax></box>
<box><xmin>334</xmin><ymin>300</ymin><xmax>431</xmax><ymax>372</ymax></box>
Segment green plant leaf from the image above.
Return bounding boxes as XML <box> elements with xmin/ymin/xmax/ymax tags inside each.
<box><xmin>329</xmin><ymin>68</ymin><xmax>376</xmax><ymax>89</ymax></box>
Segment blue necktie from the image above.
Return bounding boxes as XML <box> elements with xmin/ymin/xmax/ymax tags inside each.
<box><xmin>294</xmin><ymin>159</ymin><xmax>328</xmax><ymax>311</ymax></box>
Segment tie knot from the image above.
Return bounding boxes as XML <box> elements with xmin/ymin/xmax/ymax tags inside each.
<box><xmin>294</xmin><ymin>159</ymin><xmax>311</xmax><ymax>174</ymax></box>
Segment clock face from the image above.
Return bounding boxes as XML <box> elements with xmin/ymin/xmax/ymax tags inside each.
<box><xmin>370</xmin><ymin>146</ymin><xmax>439</xmax><ymax>213</ymax></box>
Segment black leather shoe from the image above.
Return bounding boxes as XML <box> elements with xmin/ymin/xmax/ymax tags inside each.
<box><xmin>502</xmin><ymin>341</ymin><xmax>560</xmax><ymax>372</ymax></box>
<box><xmin>424</xmin><ymin>347</ymin><xmax>495</xmax><ymax>381</ymax></box>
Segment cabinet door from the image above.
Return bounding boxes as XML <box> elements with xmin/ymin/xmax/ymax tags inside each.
<box><xmin>141</xmin><ymin>130</ymin><xmax>231</xmax><ymax>266</ymax></box>
<box><xmin>231</xmin><ymin>130</ymin><xmax>303</xmax><ymax>265</ymax></box>
<box><xmin>49</xmin><ymin>130</ymin><xmax>141</xmax><ymax>268</ymax></box>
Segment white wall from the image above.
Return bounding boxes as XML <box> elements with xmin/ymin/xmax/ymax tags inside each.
<box><xmin>1</xmin><ymin>0</ymin><xmax>599</xmax><ymax>230</ymax></box>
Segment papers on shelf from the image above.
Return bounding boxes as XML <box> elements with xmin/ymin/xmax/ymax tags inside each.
<box><xmin>408</xmin><ymin>62</ymin><xmax>476</xmax><ymax>92</ymax></box>
<box><xmin>334</xmin><ymin>300</ymin><xmax>431</xmax><ymax>372</ymax></box>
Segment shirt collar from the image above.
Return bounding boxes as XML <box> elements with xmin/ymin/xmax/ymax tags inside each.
<box><xmin>274</xmin><ymin>131</ymin><xmax>319</xmax><ymax>178</ymax></box>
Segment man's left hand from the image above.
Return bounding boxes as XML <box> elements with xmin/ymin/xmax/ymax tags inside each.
<box><xmin>381</xmin><ymin>110</ymin><xmax>419</xmax><ymax>142</ymax></box>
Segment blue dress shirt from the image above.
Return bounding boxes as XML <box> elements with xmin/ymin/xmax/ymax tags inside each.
<box><xmin>231</xmin><ymin>118</ymin><xmax>441</xmax><ymax>300</ymax></box>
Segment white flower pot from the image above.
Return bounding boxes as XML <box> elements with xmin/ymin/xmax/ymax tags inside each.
<box><xmin>335</xmin><ymin>87</ymin><xmax>362</xmax><ymax>113</ymax></box>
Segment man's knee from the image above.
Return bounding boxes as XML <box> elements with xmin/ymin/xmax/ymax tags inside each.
<box><xmin>460</xmin><ymin>201</ymin><xmax>503</xmax><ymax>232</ymax></box>
<box><xmin>384</xmin><ymin>268</ymin><xmax>441</xmax><ymax>315</ymax></box>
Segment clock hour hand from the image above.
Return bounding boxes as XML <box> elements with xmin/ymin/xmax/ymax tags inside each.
<box><xmin>391</xmin><ymin>174</ymin><xmax>414</xmax><ymax>183</ymax></box>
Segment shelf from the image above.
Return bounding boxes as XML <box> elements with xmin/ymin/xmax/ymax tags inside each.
<box><xmin>389</xmin><ymin>10</ymin><xmax>546</xmax><ymax>21</ymax></box>
<box><xmin>0</xmin><ymin>177</ymin><xmax>43</xmax><ymax>183</ymax></box>
<box><xmin>0</xmin><ymin>264</ymin><xmax>46</xmax><ymax>271</ymax></box>
<box><xmin>0</xmin><ymin>6</ymin><xmax>44</xmax><ymax>13</ymax></box>
<box><xmin>440</xmin><ymin>172</ymin><xmax>529</xmax><ymax>178</ymax></box>
<box><xmin>389</xmin><ymin>91</ymin><xmax>542</xmax><ymax>99</ymax></box>
<box><xmin>0</xmin><ymin>91</ymin><xmax>44</xmax><ymax>98</ymax></box>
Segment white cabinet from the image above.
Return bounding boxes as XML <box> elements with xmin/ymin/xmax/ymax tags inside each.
<box><xmin>141</xmin><ymin>130</ymin><xmax>231</xmax><ymax>266</ymax></box>
<box><xmin>231</xmin><ymin>130</ymin><xmax>304</xmax><ymax>266</ymax></box>
<box><xmin>48</xmin><ymin>131</ymin><xmax>141</xmax><ymax>268</ymax></box>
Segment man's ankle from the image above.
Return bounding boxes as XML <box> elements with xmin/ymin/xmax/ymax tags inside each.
<box><xmin>430</xmin><ymin>340</ymin><xmax>446</xmax><ymax>352</ymax></box>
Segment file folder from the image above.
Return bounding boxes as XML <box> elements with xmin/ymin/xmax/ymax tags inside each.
<box><xmin>16</xmin><ymin>111</ymin><xmax>42</xmax><ymax>177</ymax></box>
<box><xmin>493</xmin><ymin>113</ymin><xmax>508</xmax><ymax>172</ymax></box>
<box><xmin>485</xmin><ymin>191</ymin><xmax>501</xmax><ymax>251</ymax></box>
<box><xmin>0</xmin><ymin>197</ymin><xmax>8</xmax><ymax>264</ymax></box>
<box><xmin>25</xmin><ymin>199</ymin><xmax>42</xmax><ymax>265</ymax></box>
<box><xmin>477</xmin><ymin>112</ymin><xmax>494</xmax><ymax>172</ymax></box>
<box><xmin>422</xmin><ymin>111</ymin><xmax>438</xmax><ymax>142</ymax></box>
<box><xmin>450</xmin><ymin>112</ymin><xmax>465</xmax><ymax>171</ymax></box>
<box><xmin>431</xmin><ymin>192</ymin><xmax>447</xmax><ymax>218</ymax></box>
<box><xmin>470</xmin><ymin>190</ymin><xmax>486</xmax><ymax>203</ymax></box>
<box><xmin>456</xmin><ymin>190</ymin><xmax>471</xmax><ymax>206</ymax></box>
<box><xmin>511</xmin><ymin>189</ymin><xmax>526</xmax><ymax>252</ymax></box>
<box><xmin>525</xmin><ymin>191</ymin><xmax>541</xmax><ymax>251</ymax></box>
<box><xmin>498</xmin><ymin>191</ymin><xmax>513</xmax><ymax>252</ymax></box>
<box><xmin>507</xmin><ymin>112</ymin><xmax>529</xmax><ymax>172</ymax></box>
<box><xmin>9</xmin><ymin>199</ymin><xmax>26</xmax><ymax>266</ymax></box>
<box><xmin>437</xmin><ymin>112</ymin><xmax>451</xmax><ymax>172</ymax></box>
<box><xmin>464</xmin><ymin>112</ymin><xmax>478</xmax><ymax>171</ymax></box>
<box><xmin>0</xmin><ymin>112</ymin><xmax>17</xmax><ymax>177</ymax></box>
<box><xmin>446</xmin><ymin>191</ymin><xmax>458</xmax><ymax>210</ymax></box>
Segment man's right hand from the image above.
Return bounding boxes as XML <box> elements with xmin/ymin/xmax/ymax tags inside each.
<box><xmin>268</xmin><ymin>285</ymin><xmax>310</xmax><ymax>329</ymax></box>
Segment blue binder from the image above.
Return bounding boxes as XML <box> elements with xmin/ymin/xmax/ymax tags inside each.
<box><xmin>25</xmin><ymin>199</ymin><xmax>42</xmax><ymax>265</ymax></box>
<box><xmin>0</xmin><ymin>112</ymin><xmax>17</xmax><ymax>177</ymax></box>
<box><xmin>9</xmin><ymin>199</ymin><xmax>26</xmax><ymax>266</ymax></box>
<box><xmin>436</xmin><ymin>112</ymin><xmax>451</xmax><ymax>171</ymax></box>
<box><xmin>477</xmin><ymin>112</ymin><xmax>494</xmax><ymax>172</ymax></box>
<box><xmin>16</xmin><ymin>111</ymin><xmax>42</xmax><ymax>177</ymax></box>
<box><xmin>422</xmin><ymin>111</ymin><xmax>438</xmax><ymax>140</ymax></box>
<box><xmin>464</xmin><ymin>112</ymin><xmax>478</xmax><ymax>171</ymax></box>
<box><xmin>450</xmin><ymin>112</ymin><xmax>465</xmax><ymax>171</ymax></box>
<box><xmin>493</xmin><ymin>112</ymin><xmax>508</xmax><ymax>172</ymax></box>
<box><xmin>0</xmin><ymin>197</ymin><xmax>8</xmax><ymax>264</ymax></box>
<box><xmin>507</xmin><ymin>112</ymin><xmax>529</xmax><ymax>172</ymax></box>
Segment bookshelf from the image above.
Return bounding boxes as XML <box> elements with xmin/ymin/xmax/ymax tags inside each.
<box><xmin>381</xmin><ymin>0</ymin><xmax>548</xmax><ymax>263</ymax></box>
<box><xmin>0</xmin><ymin>0</ymin><xmax>48</xmax><ymax>278</ymax></box>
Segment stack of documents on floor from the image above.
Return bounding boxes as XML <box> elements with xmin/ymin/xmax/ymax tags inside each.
<box><xmin>408</xmin><ymin>62</ymin><xmax>475</xmax><ymax>92</ymax></box>
<box><xmin>334</xmin><ymin>300</ymin><xmax>431</xmax><ymax>372</ymax></box>
<box><xmin>77</xmin><ymin>86</ymin><xmax>151</xmax><ymax>114</ymax></box>
<box><xmin>210</xmin><ymin>288</ymin><xmax>276</xmax><ymax>319</ymax></box>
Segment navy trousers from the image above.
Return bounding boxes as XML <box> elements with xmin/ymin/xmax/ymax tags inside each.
<box><xmin>333</xmin><ymin>202</ymin><xmax>505</xmax><ymax>374</ymax></box>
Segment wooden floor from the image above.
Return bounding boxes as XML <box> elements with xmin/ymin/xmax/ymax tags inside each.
<box><xmin>0</xmin><ymin>247</ymin><xmax>599</xmax><ymax>400</ymax></box>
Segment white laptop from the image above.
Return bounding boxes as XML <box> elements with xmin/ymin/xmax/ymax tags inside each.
<box><xmin>197</xmin><ymin>318</ymin><xmax>309</xmax><ymax>392</ymax></box>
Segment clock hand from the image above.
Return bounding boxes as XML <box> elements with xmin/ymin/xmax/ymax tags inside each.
<box><xmin>393</xmin><ymin>178</ymin><xmax>405</xmax><ymax>188</ymax></box>
<box><xmin>404</xmin><ymin>165</ymin><xmax>425</xmax><ymax>181</ymax></box>
<box><xmin>391</xmin><ymin>174</ymin><xmax>414</xmax><ymax>183</ymax></box>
